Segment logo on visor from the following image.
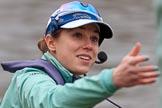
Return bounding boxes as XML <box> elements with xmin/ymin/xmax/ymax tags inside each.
<box><xmin>57</xmin><ymin>12</ymin><xmax>98</xmax><ymax>25</ymax></box>
<box><xmin>73</xmin><ymin>13</ymin><xmax>91</xmax><ymax>19</ymax></box>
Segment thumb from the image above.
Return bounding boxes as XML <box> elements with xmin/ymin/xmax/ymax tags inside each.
<box><xmin>128</xmin><ymin>42</ymin><xmax>141</xmax><ymax>56</ymax></box>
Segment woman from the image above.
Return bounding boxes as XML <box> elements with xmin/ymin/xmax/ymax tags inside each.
<box><xmin>0</xmin><ymin>1</ymin><xmax>159</xmax><ymax>108</ymax></box>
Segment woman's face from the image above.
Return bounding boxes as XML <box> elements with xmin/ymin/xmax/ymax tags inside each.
<box><xmin>52</xmin><ymin>23</ymin><xmax>99</xmax><ymax>75</ymax></box>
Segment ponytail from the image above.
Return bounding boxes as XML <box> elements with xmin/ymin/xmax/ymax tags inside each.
<box><xmin>37</xmin><ymin>38</ymin><xmax>48</xmax><ymax>54</ymax></box>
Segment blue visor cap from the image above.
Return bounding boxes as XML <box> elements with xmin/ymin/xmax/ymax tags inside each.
<box><xmin>45</xmin><ymin>1</ymin><xmax>113</xmax><ymax>45</ymax></box>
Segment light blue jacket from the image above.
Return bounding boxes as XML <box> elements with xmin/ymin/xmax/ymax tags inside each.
<box><xmin>0</xmin><ymin>52</ymin><xmax>118</xmax><ymax>108</ymax></box>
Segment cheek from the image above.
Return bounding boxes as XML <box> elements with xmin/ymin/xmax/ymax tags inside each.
<box><xmin>61</xmin><ymin>42</ymin><xmax>80</xmax><ymax>55</ymax></box>
<box><xmin>93</xmin><ymin>47</ymin><xmax>98</xmax><ymax>60</ymax></box>
<box><xmin>55</xmin><ymin>41</ymin><xmax>80</xmax><ymax>63</ymax></box>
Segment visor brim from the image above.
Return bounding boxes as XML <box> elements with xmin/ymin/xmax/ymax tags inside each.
<box><xmin>60</xmin><ymin>19</ymin><xmax>113</xmax><ymax>45</ymax></box>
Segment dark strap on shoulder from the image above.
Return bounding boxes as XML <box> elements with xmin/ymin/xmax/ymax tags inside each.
<box><xmin>1</xmin><ymin>58</ymin><xmax>65</xmax><ymax>85</ymax></box>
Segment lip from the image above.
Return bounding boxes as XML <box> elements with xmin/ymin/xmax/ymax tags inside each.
<box><xmin>76</xmin><ymin>54</ymin><xmax>92</xmax><ymax>62</ymax></box>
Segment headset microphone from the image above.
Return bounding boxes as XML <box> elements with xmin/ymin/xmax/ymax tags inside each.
<box><xmin>95</xmin><ymin>51</ymin><xmax>108</xmax><ymax>64</ymax></box>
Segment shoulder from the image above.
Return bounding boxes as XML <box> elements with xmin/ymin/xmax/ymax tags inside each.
<box><xmin>14</xmin><ymin>67</ymin><xmax>57</xmax><ymax>89</ymax></box>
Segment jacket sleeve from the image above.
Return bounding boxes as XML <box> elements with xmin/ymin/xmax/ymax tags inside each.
<box><xmin>16</xmin><ymin>68</ymin><xmax>118</xmax><ymax>108</ymax></box>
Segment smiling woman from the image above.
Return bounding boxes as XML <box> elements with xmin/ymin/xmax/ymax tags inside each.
<box><xmin>0</xmin><ymin>1</ymin><xmax>159</xmax><ymax>108</ymax></box>
<box><xmin>45</xmin><ymin>24</ymin><xmax>100</xmax><ymax>75</ymax></box>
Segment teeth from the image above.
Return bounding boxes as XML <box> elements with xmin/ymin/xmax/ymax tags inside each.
<box><xmin>79</xmin><ymin>56</ymin><xmax>90</xmax><ymax>60</ymax></box>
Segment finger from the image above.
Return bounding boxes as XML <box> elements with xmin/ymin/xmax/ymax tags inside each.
<box><xmin>138</xmin><ymin>66</ymin><xmax>159</xmax><ymax>78</ymax></box>
<box><xmin>128</xmin><ymin>42</ymin><xmax>141</xmax><ymax>56</ymax></box>
<box><xmin>138</xmin><ymin>71</ymin><xmax>159</xmax><ymax>79</ymax></box>
<box><xmin>128</xmin><ymin>55</ymin><xmax>149</xmax><ymax>65</ymax></box>
<box><xmin>137</xmin><ymin>67</ymin><xmax>159</xmax><ymax>85</ymax></box>
<box><xmin>138</xmin><ymin>77</ymin><xmax>157</xmax><ymax>85</ymax></box>
<box><xmin>137</xmin><ymin>65</ymin><xmax>159</xmax><ymax>73</ymax></box>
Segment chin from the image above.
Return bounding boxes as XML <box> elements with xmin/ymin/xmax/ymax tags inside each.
<box><xmin>74</xmin><ymin>69</ymin><xmax>90</xmax><ymax>75</ymax></box>
<box><xmin>70</xmin><ymin>64</ymin><xmax>93</xmax><ymax>75</ymax></box>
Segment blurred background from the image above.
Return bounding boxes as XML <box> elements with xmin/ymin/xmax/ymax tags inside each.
<box><xmin>0</xmin><ymin>0</ymin><xmax>160</xmax><ymax>108</ymax></box>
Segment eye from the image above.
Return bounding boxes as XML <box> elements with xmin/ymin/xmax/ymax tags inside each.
<box><xmin>73</xmin><ymin>32</ymin><xmax>82</xmax><ymax>39</ymax></box>
<box><xmin>91</xmin><ymin>36</ymin><xmax>99</xmax><ymax>43</ymax></box>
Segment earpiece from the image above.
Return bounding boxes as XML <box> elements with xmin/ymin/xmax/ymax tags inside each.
<box><xmin>95</xmin><ymin>51</ymin><xmax>108</xmax><ymax>64</ymax></box>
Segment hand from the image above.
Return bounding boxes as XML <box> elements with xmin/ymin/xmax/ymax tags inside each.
<box><xmin>112</xmin><ymin>42</ymin><xmax>159</xmax><ymax>88</ymax></box>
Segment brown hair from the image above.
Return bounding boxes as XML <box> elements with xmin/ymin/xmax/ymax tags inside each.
<box><xmin>37</xmin><ymin>29</ymin><xmax>63</xmax><ymax>54</ymax></box>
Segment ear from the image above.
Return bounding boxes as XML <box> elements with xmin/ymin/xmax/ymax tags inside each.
<box><xmin>44</xmin><ymin>35</ymin><xmax>56</xmax><ymax>52</ymax></box>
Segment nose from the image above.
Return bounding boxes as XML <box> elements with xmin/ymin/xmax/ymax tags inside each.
<box><xmin>82</xmin><ymin>38</ymin><xmax>93</xmax><ymax>51</ymax></box>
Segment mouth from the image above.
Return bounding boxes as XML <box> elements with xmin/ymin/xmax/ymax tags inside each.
<box><xmin>77</xmin><ymin>54</ymin><xmax>92</xmax><ymax>61</ymax></box>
